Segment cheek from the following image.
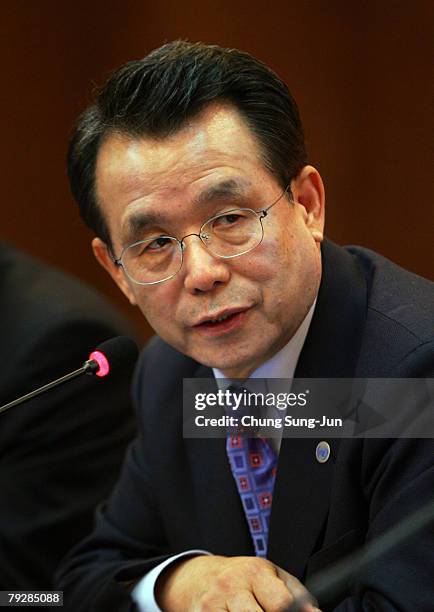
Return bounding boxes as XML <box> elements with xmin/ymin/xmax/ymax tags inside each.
<box><xmin>240</xmin><ymin>235</ymin><xmax>285</xmax><ymax>283</ymax></box>
<box><xmin>134</xmin><ymin>286</ymin><xmax>178</xmax><ymax>331</ymax></box>
<box><xmin>254</xmin><ymin>228</ymin><xmax>319</xmax><ymax>312</ymax></box>
<box><xmin>245</xmin><ymin>232</ymin><xmax>298</xmax><ymax>298</ymax></box>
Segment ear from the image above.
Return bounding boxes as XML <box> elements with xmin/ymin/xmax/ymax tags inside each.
<box><xmin>91</xmin><ymin>238</ymin><xmax>137</xmax><ymax>306</ymax></box>
<box><xmin>290</xmin><ymin>165</ymin><xmax>325</xmax><ymax>244</ymax></box>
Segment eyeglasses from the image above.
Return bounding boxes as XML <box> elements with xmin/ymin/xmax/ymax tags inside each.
<box><xmin>113</xmin><ymin>185</ymin><xmax>290</xmax><ymax>285</ymax></box>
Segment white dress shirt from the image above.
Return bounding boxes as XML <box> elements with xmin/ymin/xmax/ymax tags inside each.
<box><xmin>132</xmin><ymin>301</ymin><xmax>316</xmax><ymax>611</ymax></box>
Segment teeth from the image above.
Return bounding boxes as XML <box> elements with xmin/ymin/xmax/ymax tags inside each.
<box><xmin>210</xmin><ymin>313</ymin><xmax>232</xmax><ymax>323</ymax></box>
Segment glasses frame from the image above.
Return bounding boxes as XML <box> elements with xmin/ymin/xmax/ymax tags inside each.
<box><xmin>113</xmin><ymin>185</ymin><xmax>290</xmax><ymax>286</ymax></box>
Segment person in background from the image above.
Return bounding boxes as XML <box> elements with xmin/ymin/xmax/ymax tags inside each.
<box><xmin>56</xmin><ymin>42</ymin><xmax>433</xmax><ymax>611</ymax></box>
<box><xmin>0</xmin><ymin>241</ymin><xmax>137</xmax><ymax>589</ymax></box>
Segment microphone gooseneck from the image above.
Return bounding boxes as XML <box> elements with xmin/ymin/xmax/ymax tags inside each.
<box><xmin>0</xmin><ymin>336</ymin><xmax>138</xmax><ymax>415</ymax></box>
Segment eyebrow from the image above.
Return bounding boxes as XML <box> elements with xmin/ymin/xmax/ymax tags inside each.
<box><xmin>192</xmin><ymin>178</ymin><xmax>248</xmax><ymax>207</ymax></box>
<box><xmin>121</xmin><ymin>178</ymin><xmax>250</xmax><ymax>247</ymax></box>
<box><xmin>121</xmin><ymin>211</ymin><xmax>164</xmax><ymax>247</ymax></box>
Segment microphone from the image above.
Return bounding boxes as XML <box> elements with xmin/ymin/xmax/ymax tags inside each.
<box><xmin>0</xmin><ymin>336</ymin><xmax>138</xmax><ymax>415</ymax></box>
<box><xmin>86</xmin><ymin>336</ymin><xmax>139</xmax><ymax>377</ymax></box>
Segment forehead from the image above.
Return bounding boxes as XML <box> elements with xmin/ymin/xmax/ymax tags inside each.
<box><xmin>94</xmin><ymin>103</ymin><xmax>273</xmax><ymax>242</ymax></box>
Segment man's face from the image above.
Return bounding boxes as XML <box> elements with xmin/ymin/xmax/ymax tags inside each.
<box><xmin>94</xmin><ymin>103</ymin><xmax>325</xmax><ymax>378</ymax></box>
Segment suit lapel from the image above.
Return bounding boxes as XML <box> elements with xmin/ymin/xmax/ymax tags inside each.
<box><xmin>268</xmin><ymin>240</ymin><xmax>368</xmax><ymax>578</ymax></box>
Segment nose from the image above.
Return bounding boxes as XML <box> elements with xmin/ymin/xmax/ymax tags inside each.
<box><xmin>181</xmin><ymin>235</ymin><xmax>230</xmax><ymax>294</ymax></box>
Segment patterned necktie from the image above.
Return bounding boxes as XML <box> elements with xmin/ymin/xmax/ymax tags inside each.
<box><xmin>225</xmin><ymin>387</ymin><xmax>278</xmax><ymax>557</ymax></box>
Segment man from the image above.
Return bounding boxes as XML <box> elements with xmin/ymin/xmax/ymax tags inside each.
<box><xmin>0</xmin><ymin>242</ymin><xmax>137</xmax><ymax>589</ymax></box>
<box><xmin>56</xmin><ymin>41</ymin><xmax>434</xmax><ymax>611</ymax></box>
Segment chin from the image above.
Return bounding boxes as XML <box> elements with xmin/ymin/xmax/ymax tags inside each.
<box><xmin>207</xmin><ymin>352</ymin><xmax>258</xmax><ymax>377</ymax></box>
<box><xmin>188</xmin><ymin>349</ymin><xmax>238</xmax><ymax>371</ymax></box>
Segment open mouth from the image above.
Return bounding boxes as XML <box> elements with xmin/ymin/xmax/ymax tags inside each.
<box><xmin>205</xmin><ymin>312</ymin><xmax>237</xmax><ymax>324</ymax></box>
<box><xmin>194</xmin><ymin>309</ymin><xmax>249</xmax><ymax>334</ymax></box>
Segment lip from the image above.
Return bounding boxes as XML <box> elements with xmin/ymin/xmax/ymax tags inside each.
<box><xmin>193</xmin><ymin>307</ymin><xmax>250</xmax><ymax>327</ymax></box>
<box><xmin>192</xmin><ymin>307</ymin><xmax>251</xmax><ymax>337</ymax></box>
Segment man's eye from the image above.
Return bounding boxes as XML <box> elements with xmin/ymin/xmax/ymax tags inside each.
<box><xmin>145</xmin><ymin>237</ymin><xmax>173</xmax><ymax>252</ymax></box>
<box><xmin>128</xmin><ymin>237</ymin><xmax>173</xmax><ymax>257</ymax></box>
<box><xmin>214</xmin><ymin>213</ymin><xmax>243</xmax><ymax>227</ymax></box>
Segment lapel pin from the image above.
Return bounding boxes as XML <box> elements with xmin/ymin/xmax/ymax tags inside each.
<box><xmin>316</xmin><ymin>441</ymin><xmax>331</xmax><ymax>464</ymax></box>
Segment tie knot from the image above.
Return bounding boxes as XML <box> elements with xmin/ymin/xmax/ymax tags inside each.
<box><xmin>225</xmin><ymin>384</ymin><xmax>263</xmax><ymax>436</ymax></box>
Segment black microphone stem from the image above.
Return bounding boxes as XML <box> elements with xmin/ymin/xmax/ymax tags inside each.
<box><xmin>303</xmin><ymin>498</ymin><xmax>434</xmax><ymax>606</ymax></box>
<box><xmin>0</xmin><ymin>360</ymin><xmax>97</xmax><ymax>415</ymax></box>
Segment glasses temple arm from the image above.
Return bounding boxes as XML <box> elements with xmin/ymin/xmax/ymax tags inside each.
<box><xmin>260</xmin><ymin>184</ymin><xmax>291</xmax><ymax>216</ymax></box>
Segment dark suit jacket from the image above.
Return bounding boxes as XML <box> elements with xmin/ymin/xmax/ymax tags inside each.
<box><xmin>0</xmin><ymin>243</ymin><xmax>138</xmax><ymax>589</ymax></box>
<box><xmin>56</xmin><ymin>240</ymin><xmax>434</xmax><ymax>611</ymax></box>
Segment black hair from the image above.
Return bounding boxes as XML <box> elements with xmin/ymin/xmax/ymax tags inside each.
<box><xmin>67</xmin><ymin>40</ymin><xmax>308</xmax><ymax>248</ymax></box>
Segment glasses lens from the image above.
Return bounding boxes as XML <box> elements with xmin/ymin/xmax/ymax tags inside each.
<box><xmin>201</xmin><ymin>209</ymin><xmax>263</xmax><ymax>257</ymax></box>
<box><xmin>121</xmin><ymin>237</ymin><xmax>182</xmax><ymax>284</ymax></box>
